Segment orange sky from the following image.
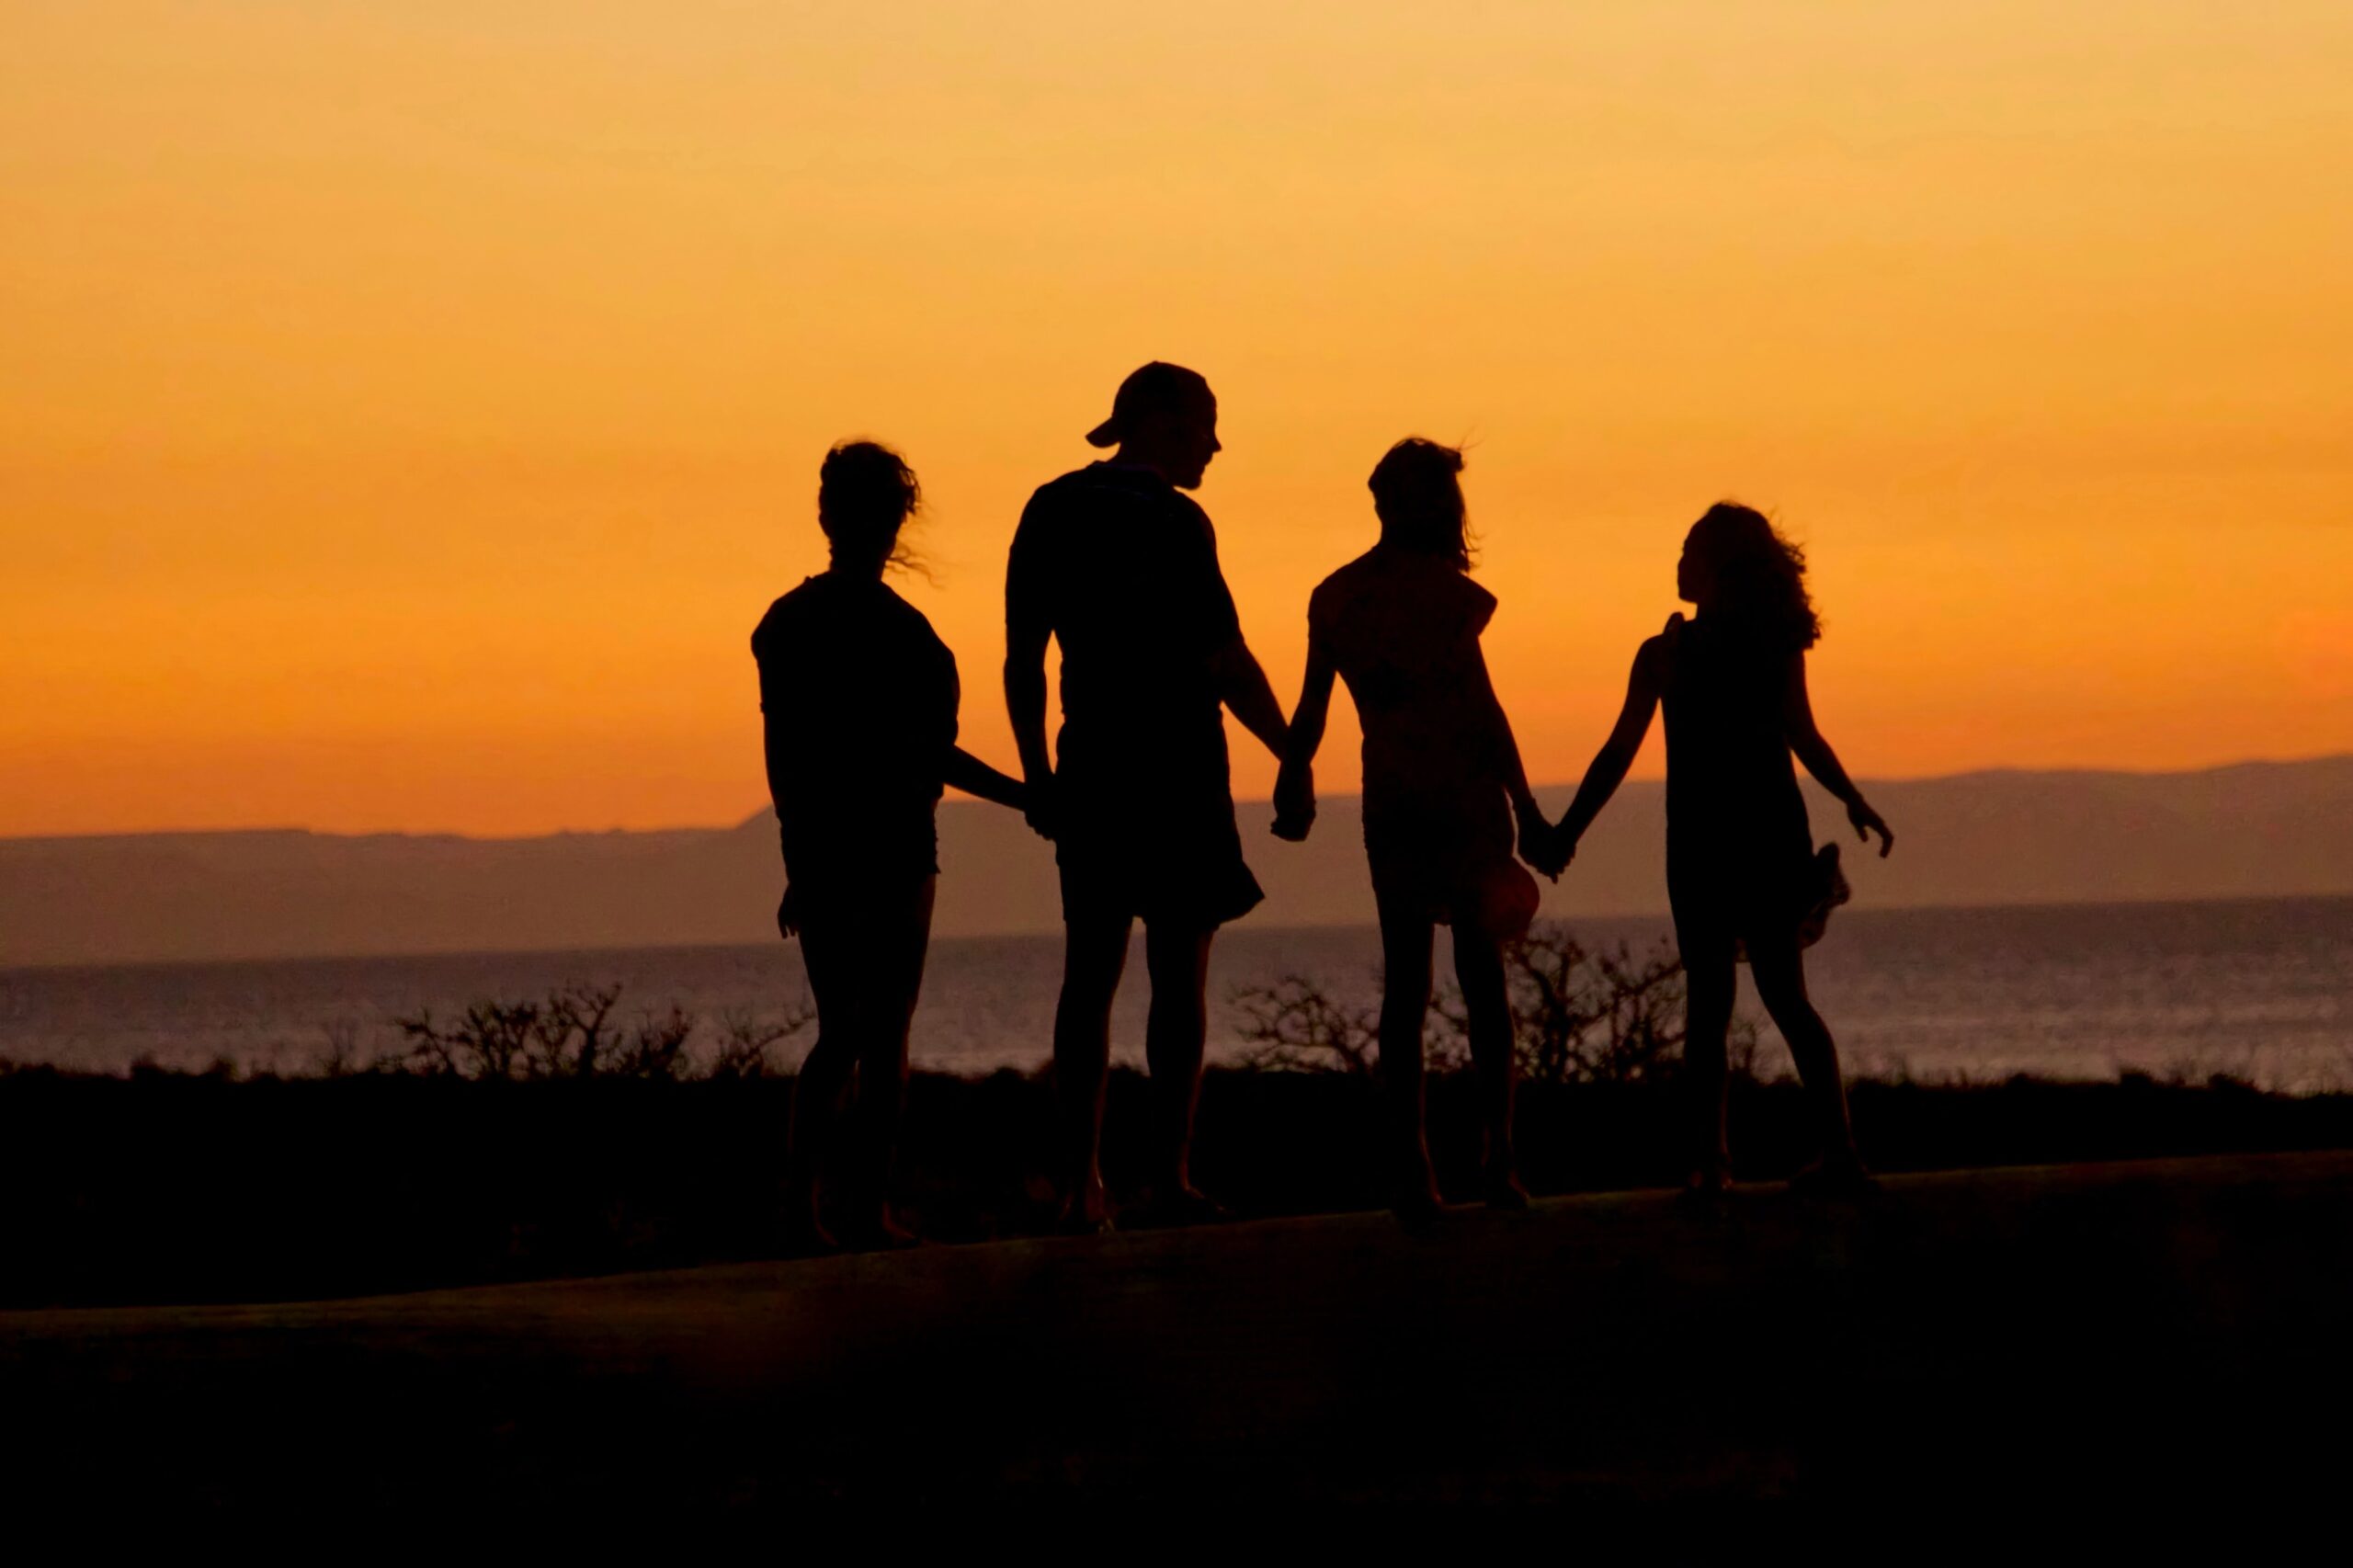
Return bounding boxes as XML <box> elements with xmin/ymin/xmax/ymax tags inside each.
<box><xmin>5</xmin><ymin>3</ymin><xmax>2350</xmax><ymax>836</ymax></box>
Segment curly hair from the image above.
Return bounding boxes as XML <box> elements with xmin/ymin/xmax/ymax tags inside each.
<box><xmin>817</xmin><ymin>439</ymin><xmax>922</xmax><ymax>573</ymax></box>
<box><xmin>1367</xmin><ymin>437</ymin><xmax>1472</xmax><ymax>570</ymax></box>
<box><xmin>1686</xmin><ymin>502</ymin><xmax>1821</xmax><ymax>650</ymax></box>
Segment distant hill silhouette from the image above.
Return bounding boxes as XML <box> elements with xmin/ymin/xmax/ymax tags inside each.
<box><xmin>3</xmin><ymin>755</ymin><xmax>2349</xmax><ymax>966</ymax></box>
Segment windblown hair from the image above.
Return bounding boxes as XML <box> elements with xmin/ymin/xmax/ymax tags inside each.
<box><xmin>1687</xmin><ymin>502</ymin><xmax>1821</xmax><ymax>650</ymax></box>
<box><xmin>817</xmin><ymin>439</ymin><xmax>922</xmax><ymax>573</ymax></box>
<box><xmin>1367</xmin><ymin>437</ymin><xmax>1472</xmax><ymax>570</ymax></box>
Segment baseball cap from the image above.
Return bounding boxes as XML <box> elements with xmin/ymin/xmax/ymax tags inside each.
<box><xmin>1086</xmin><ymin>361</ymin><xmax>1213</xmax><ymax>448</ymax></box>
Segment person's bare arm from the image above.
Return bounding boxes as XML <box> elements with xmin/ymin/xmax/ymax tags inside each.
<box><xmin>1469</xmin><ymin>643</ymin><xmax>1557</xmax><ymax>875</ymax></box>
<box><xmin>1211</xmin><ymin>635</ymin><xmax>1290</xmax><ymax>760</ymax></box>
<box><xmin>1554</xmin><ymin>638</ymin><xmax>1667</xmax><ymax>855</ymax></box>
<box><xmin>1781</xmin><ymin>653</ymin><xmax>1893</xmax><ymax>857</ymax></box>
<box><xmin>1003</xmin><ymin>619</ymin><xmax>1056</xmax><ymax>840</ymax></box>
<box><xmin>752</xmin><ymin>629</ymin><xmax>799</xmax><ymax>941</ymax></box>
<box><xmin>1271</xmin><ymin>642</ymin><xmax>1336</xmax><ymax>841</ymax></box>
<box><xmin>1002</xmin><ymin>496</ymin><xmax>1063</xmax><ymax>841</ymax></box>
<box><xmin>943</xmin><ymin>745</ymin><xmax>1028</xmax><ymax>812</ymax></box>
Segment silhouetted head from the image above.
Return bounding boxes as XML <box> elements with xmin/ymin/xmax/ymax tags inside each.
<box><xmin>1367</xmin><ymin>437</ymin><xmax>1472</xmax><ymax>571</ymax></box>
<box><xmin>1678</xmin><ymin>503</ymin><xmax>1821</xmax><ymax>649</ymax></box>
<box><xmin>1087</xmin><ymin>362</ymin><xmax>1221</xmax><ymax>490</ymax></box>
<box><xmin>817</xmin><ymin>440</ymin><xmax>921</xmax><ymax>577</ymax></box>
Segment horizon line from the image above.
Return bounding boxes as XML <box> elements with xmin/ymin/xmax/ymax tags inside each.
<box><xmin>4</xmin><ymin>748</ymin><xmax>2347</xmax><ymax>847</ymax></box>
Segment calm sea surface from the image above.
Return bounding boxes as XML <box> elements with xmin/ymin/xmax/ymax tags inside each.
<box><xmin>3</xmin><ymin>897</ymin><xmax>2348</xmax><ymax>1091</ymax></box>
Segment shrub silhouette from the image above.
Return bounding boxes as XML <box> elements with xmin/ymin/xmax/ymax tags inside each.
<box><xmin>391</xmin><ymin>985</ymin><xmax>811</xmax><ymax>1081</ymax></box>
<box><xmin>1234</xmin><ymin>921</ymin><xmax>1757</xmax><ymax>1086</ymax></box>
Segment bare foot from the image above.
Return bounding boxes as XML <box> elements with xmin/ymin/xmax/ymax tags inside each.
<box><xmin>1676</xmin><ymin>1166</ymin><xmax>1733</xmax><ymax>1209</ymax></box>
<box><xmin>836</xmin><ymin>1207</ymin><xmax>922</xmax><ymax>1252</ymax></box>
<box><xmin>1390</xmin><ymin>1155</ymin><xmax>1445</xmax><ymax>1222</ymax></box>
<box><xmin>1483</xmin><ymin>1165</ymin><xmax>1531</xmax><ymax>1211</ymax></box>
<box><xmin>1138</xmin><ymin>1184</ymin><xmax>1232</xmax><ymax>1228</ymax></box>
<box><xmin>1789</xmin><ymin>1155</ymin><xmax>1879</xmax><ymax>1200</ymax></box>
<box><xmin>1390</xmin><ymin>1187</ymin><xmax>1445</xmax><ymax>1228</ymax></box>
<box><xmin>1055</xmin><ymin>1176</ymin><xmax>1114</xmax><ymax>1237</ymax></box>
<box><xmin>777</xmin><ymin>1187</ymin><xmax>841</xmax><ymax>1256</ymax></box>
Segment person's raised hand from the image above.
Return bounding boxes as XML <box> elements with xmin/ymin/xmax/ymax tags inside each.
<box><xmin>1848</xmin><ymin>797</ymin><xmax>1895</xmax><ymax>858</ymax></box>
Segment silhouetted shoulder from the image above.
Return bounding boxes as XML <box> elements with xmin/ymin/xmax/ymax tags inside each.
<box><xmin>1021</xmin><ymin>462</ymin><xmax>1213</xmax><ymax>533</ymax></box>
<box><xmin>1007</xmin><ymin>461</ymin><xmax>1239</xmax><ymax>720</ymax></box>
<box><xmin>1633</xmin><ymin>618</ymin><xmax>1681</xmax><ymax>683</ymax></box>
<box><xmin>750</xmin><ymin>581</ymin><xmax>815</xmax><ymax>665</ymax></box>
<box><xmin>752</xmin><ymin>574</ymin><xmax>953</xmax><ymax>712</ymax></box>
<box><xmin>758</xmin><ymin>573</ymin><xmax>941</xmax><ymax>644</ymax></box>
<box><xmin>1309</xmin><ymin>547</ymin><xmax>1493</xmax><ymax>651</ymax></box>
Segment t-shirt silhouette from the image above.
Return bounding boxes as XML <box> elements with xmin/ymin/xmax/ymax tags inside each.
<box><xmin>1006</xmin><ymin>460</ymin><xmax>1260</xmax><ymax>925</ymax></box>
<box><xmin>1007</xmin><ymin>461</ymin><xmax>1241</xmax><ymax>747</ymax></box>
<box><xmin>752</xmin><ymin>571</ymin><xmax>959</xmax><ymax>888</ymax></box>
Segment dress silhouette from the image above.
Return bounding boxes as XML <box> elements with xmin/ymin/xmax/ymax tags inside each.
<box><xmin>1005</xmin><ymin>362</ymin><xmax>1290</xmax><ymax>1232</ymax></box>
<box><xmin>753</xmin><ymin>440</ymin><xmax>1025</xmax><ymax>1249</ymax></box>
<box><xmin>1276</xmin><ymin>438</ymin><xmax>1552</xmax><ymax>1216</ymax></box>
<box><xmin>1551</xmin><ymin>503</ymin><xmax>1892</xmax><ymax>1197</ymax></box>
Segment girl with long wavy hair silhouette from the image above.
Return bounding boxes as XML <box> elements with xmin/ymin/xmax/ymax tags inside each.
<box><xmin>1275</xmin><ymin>439</ymin><xmax>1555</xmax><ymax>1217</ymax></box>
<box><xmin>1551</xmin><ymin>504</ymin><xmax>1893</xmax><ymax>1198</ymax></box>
<box><xmin>751</xmin><ymin>441</ymin><xmax>1027</xmax><ymax>1248</ymax></box>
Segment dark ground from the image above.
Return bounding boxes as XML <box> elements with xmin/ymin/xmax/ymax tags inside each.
<box><xmin>2</xmin><ymin>1152</ymin><xmax>2347</xmax><ymax>1520</ymax></box>
<box><xmin>6</xmin><ymin>1063</ymin><xmax>2353</xmax><ymax>1308</ymax></box>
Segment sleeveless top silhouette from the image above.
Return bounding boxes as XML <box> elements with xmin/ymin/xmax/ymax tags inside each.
<box><xmin>1308</xmin><ymin>545</ymin><xmax>1536</xmax><ymax>938</ymax></box>
<box><xmin>752</xmin><ymin>572</ymin><xmax>959</xmax><ymax>891</ymax></box>
<box><xmin>1657</xmin><ymin>611</ymin><xmax>1814</xmax><ymax>938</ymax></box>
<box><xmin>1006</xmin><ymin>461</ymin><xmax>1260</xmax><ymax>924</ymax></box>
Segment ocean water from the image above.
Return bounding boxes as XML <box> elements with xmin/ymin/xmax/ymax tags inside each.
<box><xmin>2</xmin><ymin>897</ymin><xmax>2348</xmax><ymax>1091</ymax></box>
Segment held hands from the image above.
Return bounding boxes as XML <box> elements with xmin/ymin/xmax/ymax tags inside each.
<box><xmin>1517</xmin><ymin>798</ymin><xmax>1573</xmax><ymax>881</ymax></box>
<box><xmin>1270</xmin><ymin>759</ymin><xmax>1315</xmax><ymax>842</ymax></box>
<box><xmin>1847</xmin><ymin>797</ymin><xmax>1895</xmax><ymax>858</ymax></box>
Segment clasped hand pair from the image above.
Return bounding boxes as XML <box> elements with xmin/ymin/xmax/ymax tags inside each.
<box><xmin>1274</xmin><ymin>765</ymin><xmax>1574</xmax><ymax>885</ymax></box>
<box><xmin>1270</xmin><ymin>760</ymin><xmax>1314</xmax><ymax>842</ymax></box>
<box><xmin>1519</xmin><ymin>799</ymin><xmax>1574</xmax><ymax>881</ymax></box>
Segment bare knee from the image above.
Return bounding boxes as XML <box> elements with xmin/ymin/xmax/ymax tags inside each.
<box><xmin>1747</xmin><ymin>944</ymin><xmax>1828</xmax><ymax>1042</ymax></box>
<box><xmin>1057</xmin><ymin>952</ymin><xmax>1123</xmax><ymax>1025</ymax></box>
<box><xmin>798</xmin><ymin>1029</ymin><xmax>857</xmax><ymax>1085</ymax></box>
<box><xmin>1142</xmin><ymin>921</ymin><xmax>1211</xmax><ymax>985</ymax></box>
<box><xmin>1681</xmin><ymin>954</ymin><xmax>1738</xmax><ymax>1054</ymax></box>
<box><xmin>1452</xmin><ymin>931</ymin><xmax>1509</xmax><ymax>1018</ymax></box>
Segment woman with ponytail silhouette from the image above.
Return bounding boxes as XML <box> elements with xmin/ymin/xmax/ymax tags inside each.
<box><xmin>752</xmin><ymin>441</ymin><xmax>1026</xmax><ymax>1248</ymax></box>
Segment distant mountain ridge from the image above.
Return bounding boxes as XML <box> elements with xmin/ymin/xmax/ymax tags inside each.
<box><xmin>4</xmin><ymin>755</ymin><xmax>2349</xmax><ymax>966</ymax></box>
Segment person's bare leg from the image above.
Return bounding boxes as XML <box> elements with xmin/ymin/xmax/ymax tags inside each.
<box><xmin>1143</xmin><ymin>920</ymin><xmax>1220</xmax><ymax>1216</ymax></box>
<box><xmin>1678</xmin><ymin>927</ymin><xmax>1738</xmax><ymax>1195</ymax></box>
<box><xmin>1451</xmin><ymin>926</ymin><xmax>1525</xmax><ymax>1208</ymax></box>
<box><xmin>1052</xmin><ymin>911</ymin><xmax>1131</xmax><ymax>1232</ymax></box>
<box><xmin>1377</xmin><ymin>906</ymin><xmax>1440</xmax><ymax>1215</ymax></box>
<box><xmin>787</xmin><ymin>900</ymin><xmax>860</xmax><ymax>1249</ymax></box>
<box><xmin>843</xmin><ymin>876</ymin><xmax>936</xmax><ymax>1247</ymax></box>
<box><xmin>1746</xmin><ymin>931</ymin><xmax>1867</xmax><ymax>1184</ymax></box>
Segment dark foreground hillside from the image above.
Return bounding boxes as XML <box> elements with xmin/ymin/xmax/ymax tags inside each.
<box><xmin>2</xmin><ymin>1153</ymin><xmax>2347</xmax><ymax>1518</ymax></box>
<box><xmin>4</xmin><ymin>1064</ymin><xmax>2351</xmax><ymax>1308</ymax></box>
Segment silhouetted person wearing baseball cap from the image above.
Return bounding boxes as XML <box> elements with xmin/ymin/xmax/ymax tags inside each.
<box><xmin>1006</xmin><ymin>363</ymin><xmax>1289</xmax><ymax>1232</ymax></box>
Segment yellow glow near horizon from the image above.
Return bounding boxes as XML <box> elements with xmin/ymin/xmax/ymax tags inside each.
<box><xmin>5</xmin><ymin>3</ymin><xmax>2350</xmax><ymax>835</ymax></box>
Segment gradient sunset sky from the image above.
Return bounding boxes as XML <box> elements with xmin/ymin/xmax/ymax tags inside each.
<box><xmin>6</xmin><ymin>3</ymin><xmax>2349</xmax><ymax>836</ymax></box>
